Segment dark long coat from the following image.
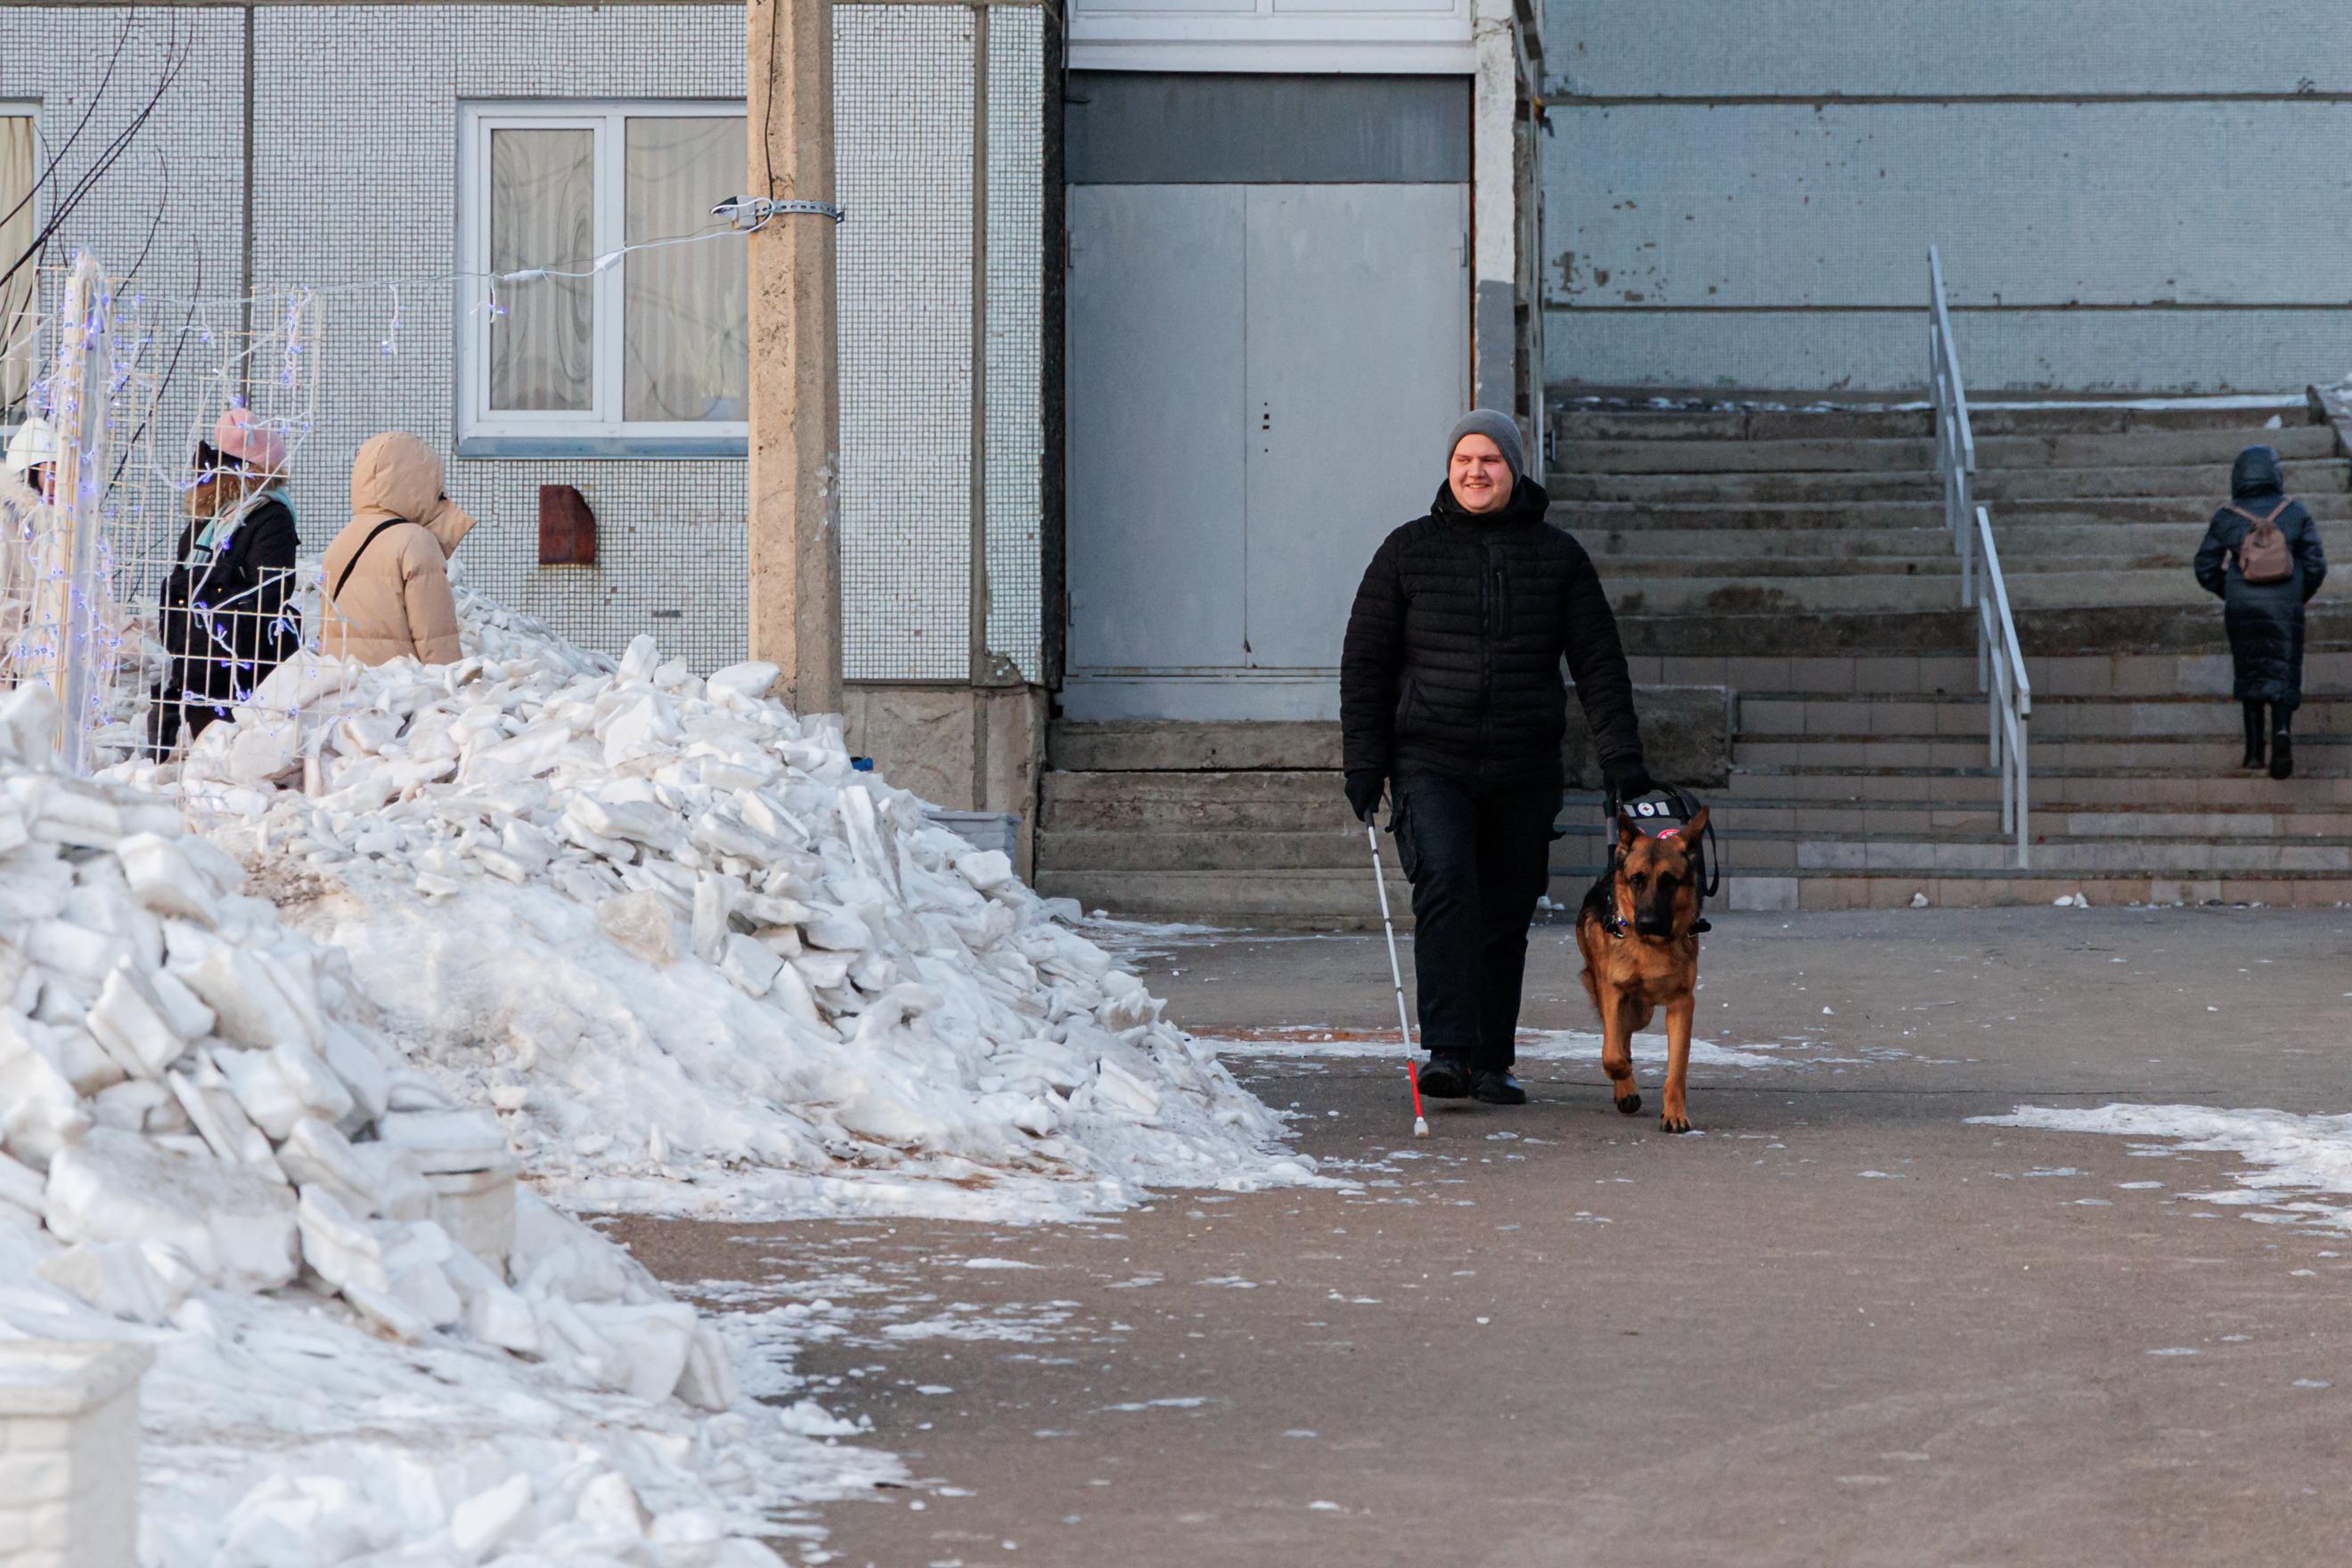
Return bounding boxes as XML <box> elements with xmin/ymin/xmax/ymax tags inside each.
<box><xmin>2193</xmin><ymin>445</ymin><xmax>2327</xmax><ymax>709</ymax></box>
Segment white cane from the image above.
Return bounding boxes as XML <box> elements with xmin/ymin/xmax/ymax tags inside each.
<box><xmin>1368</xmin><ymin>819</ymin><xmax>1429</xmax><ymax>1137</ymax></box>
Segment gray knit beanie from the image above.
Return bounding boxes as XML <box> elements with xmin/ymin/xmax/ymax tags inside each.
<box><xmin>1445</xmin><ymin>409</ymin><xmax>1524</xmax><ymax>483</ymax></box>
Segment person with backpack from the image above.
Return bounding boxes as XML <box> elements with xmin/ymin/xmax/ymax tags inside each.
<box><xmin>319</xmin><ymin>431</ymin><xmax>478</xmax><ymax>666</ymax></box>
<box><xmin>2195</xmin><ymin>444</ymin><xmax>2327</xmax><ymax>779</ymax></box>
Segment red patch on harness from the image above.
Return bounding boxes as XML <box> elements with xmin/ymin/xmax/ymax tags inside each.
<box><xmin>1654</xmin><ymin>827</ymin><xmax>1682</xmax><ymax>839</ymax></box>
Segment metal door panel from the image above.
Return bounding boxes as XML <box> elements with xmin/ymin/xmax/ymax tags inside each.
<box><xmin>1242</xmin><ymin>184</ymin><xmax>1470</xmax><ymax>686</ymax></box>
<box><xmin>1065</xmin><ymin>184</ymin><xmax>1248</xmax><ymax>681</ymax></box>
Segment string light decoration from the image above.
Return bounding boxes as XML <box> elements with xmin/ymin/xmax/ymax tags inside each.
<box><xmin>0</xmin><ymin>208</ymin><xmax>799</xmax><ymax>786</ymax></box>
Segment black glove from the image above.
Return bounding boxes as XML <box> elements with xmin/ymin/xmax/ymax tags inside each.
<box><xmin>1343</xmin><ymin>770</ymin><xmax>1385</xmax><ymax>824</ymax></box>
<box><xmin>1606</xmin><ymin>760</ymin><xmax>1657</xmax><ymax>803</ymax></box>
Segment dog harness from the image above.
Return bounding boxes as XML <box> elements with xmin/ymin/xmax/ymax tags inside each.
<box><xmin>1597</xmin><ymin>786</ymin><xmax>1719</xmax><ymax>940</ymax></box>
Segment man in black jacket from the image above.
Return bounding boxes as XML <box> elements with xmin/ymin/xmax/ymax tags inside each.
<box><xmin>1340</xmin><ymin>409</ymin><xmax>1651</xmax><ymax>1105</ymax></box>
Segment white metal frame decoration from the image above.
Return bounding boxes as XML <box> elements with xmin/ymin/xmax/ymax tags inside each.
<box><xmin>454</xmin><ymin>99</ymin><xmax>748</xmax><ymax>449</ymax></box>
<box><xmin>1929</xmin><ymin>246</ymin><xmax>2032</xmax><ymax>870</ymax></box>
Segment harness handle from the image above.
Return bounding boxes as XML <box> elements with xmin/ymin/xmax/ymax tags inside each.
<box><xmin>1603</xmin><ymin>780</ymin><xmax>1721</xmax><ymax>901</ymax></box>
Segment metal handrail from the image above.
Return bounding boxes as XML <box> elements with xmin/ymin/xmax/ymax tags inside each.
<box><xmin>1928</xmin><ymin>248</ymin><xmax>2030</xmax><ymax>868</ymax></box>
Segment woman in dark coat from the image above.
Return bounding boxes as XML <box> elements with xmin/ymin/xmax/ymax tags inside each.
<box><xmin>2194</xmin><ymin>445</ymin><xmax>2326</xmax><ymax>779</ymax></box>
<box><xmin>151</xmin><ymin>409</ymin><xmax>302</xmax><ymax>754</ymax></box>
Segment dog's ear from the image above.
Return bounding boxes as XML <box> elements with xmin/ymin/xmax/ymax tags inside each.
<box><xmin>1617</xmin><ymin>811</ymin><xmax>1643</xmax><ymax>850</ymax></box>
<box><xmin>1684</xmin><ymin>804</ymin><xmax>1709</xmax><ymax>842</ymax></box>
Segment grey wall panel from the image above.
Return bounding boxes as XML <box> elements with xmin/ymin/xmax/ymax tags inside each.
<box><xmin>1549</xmin><ymin>0</ymin><xmax>2352</xmax><ymax>97</ymax></box>
<box><xmin>1550</xmin><ymin>102</ymin><xmax>2352</xmax><ymax>310</ymax></box>
<box><xmin>1545</xmin><ymin>308</ymin><xmax>2352</xmax><ymax>395</ymax></box>
<box><xmin>1066</xmin><ymin>72</ymin><xmax>1469</xmax><ymax>184</ymax></box>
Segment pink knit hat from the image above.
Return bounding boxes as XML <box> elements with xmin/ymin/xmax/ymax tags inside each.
<box><xmin>213</xmin><ymin>407</ymin><xmax>289</xmax><ymax>474</ymax></box>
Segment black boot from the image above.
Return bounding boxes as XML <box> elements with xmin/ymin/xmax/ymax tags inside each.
<box><xmin>2270</xmin><ymin>710</ymin><xmax>2295</xmax><ymax>780</ymax></box>
<box><xmin>1471</xmin><ymin>1066</ymin><xmax>1527</xmax><ymax>1106</ymax></box>
<box><xmin>2242</xmin><ymin>701</ymin><xmax>2267</xmax><ymax>770</ymax></box>
<box><xmin>1418</xmin><ymin>1054</ymin><xmax>1472</xmax><ymax>1099</ymax></box>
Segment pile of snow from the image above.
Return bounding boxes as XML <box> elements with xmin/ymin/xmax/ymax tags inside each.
<box><xmin>0</xmin><ymin>682</ymin><xmax>870</xmax><ymax>1564</ymax></box>
<box><xmin>126</xmin><ymin>592</ymin><xmax>1307</xmax><ymax>1221</ymax></box>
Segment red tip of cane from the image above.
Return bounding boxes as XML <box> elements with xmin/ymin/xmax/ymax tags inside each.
<box><xmin>1406</xmin><ymin>1058</ymin><xmax>1425</xmax><ymax>1118</ymax></box>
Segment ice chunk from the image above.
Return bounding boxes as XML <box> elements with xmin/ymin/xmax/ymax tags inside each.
<box><xmin>576</xmin><ymin>1299</ymin><xmax>699</xmax><ymax>1402</ymax></box>
<box><xmin>705</xmin><ymin>660</ymin><xmax>779</xmax><ymax>706</ymax></box>
<box><xmin>176</xmin><ymin>938</ymin><xmax>315</xmax><ymax>1050</ymax></box>
<box><xmin>46</xmin><ymin>1128</ymin><xmax>299</xmax><ymax>1289</ymax></box>
<box><xmin>595</xmin><ymin>890</ymin><xmax>682</xmax><ymax>966</ymax></box>
<box><xmin>216</xmin><ymin>1041</ymin><xmax>356</xmax><ymax>1140</ymax></box>
<box><xmin>956</xmin><ymin>849</ymin><xmax>1016</xmax><ymax>894</ymax></box>
<box><xmin>0</xmin><ymin>1031</ymin><xmax>89</xmax><ymax>1167</ymax></box>
<box><xmin>36</xmin><ymin>1238</ymin><xmax>200</xmax><ymax>1324</ymax></box>
<box><xmin>296</xmin><ymin>1184</ymin><xmax>390</xmax><ymax>1294</ymax></box>
<box><xmin>450</xmin><ymin>1474</ymin><xmax>535</xmax><ymax>1558</ymax></box>
<box><xmin>377</xmin><ymin>1107</ymin><xmax>511</xmax><ymax>1174</ymax></box>
<box><xmin>85</xmin><ymin>958</ymin><xmax>193</xmax><ymax>1078</ymax></box>
<box><xmin>116</xmin><ymin>831</ymin><xmax>221</xmax><ymax>925</ymax></box>
<box><xmin>0</xmin><ymin>1147</ymin><xmax>46</xmax><ymax>1218</ymax></box>
<box><xmin>719</xmin><ymin>932</ymin><xmax>783</xmax><ymax>999</ymax></box>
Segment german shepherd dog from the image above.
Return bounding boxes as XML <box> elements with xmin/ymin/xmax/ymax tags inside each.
<box><xmin>1574</xmin><ymin>808</ymin><xmax>1709</xmax><ymax>1133</ymax></box>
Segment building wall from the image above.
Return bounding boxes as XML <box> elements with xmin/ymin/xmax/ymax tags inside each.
<box><xmin>1543</xmin><ymin>0</ymin><xmax>2352</xmax><ymax>392</ymax></box>
<box><xmin>3</xmin><ymin>2</ymin><xmax>1045</xmax><ymax>684</ymax></box>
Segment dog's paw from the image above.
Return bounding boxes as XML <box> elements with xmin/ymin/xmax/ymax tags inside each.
<box><xmin>1659</xmin><ymin>1111</ymin><xmax>1692</xmax><ymax>1134</ymax></box>
<box><xmin>1613</xmin><ymin>1091</ymin><xmax>1643</xmax><ymax>1116</ymax></box>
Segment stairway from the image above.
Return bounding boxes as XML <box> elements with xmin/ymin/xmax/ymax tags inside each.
<box><xmin>1558</xmin><ymin>394</ymin><xmax>2352</xmax><ymax>910</ymax></box>
<box><xmin>1034</xmin><ymin>394</ymin><xmax>2352</xmax><ymax>925</ymax></box>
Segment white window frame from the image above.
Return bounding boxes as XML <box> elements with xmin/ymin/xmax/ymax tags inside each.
<box><xmin>1</xmin><ymin>100</ymin><xmax>40</xmax><ymax>432</ymax></box>
<box><xmin>456</xmin><ymin>99</ymin><xmax>747</xmax><ymax>455</ymax></box>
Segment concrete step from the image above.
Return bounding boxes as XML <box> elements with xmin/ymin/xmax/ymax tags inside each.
<box><xmin>1585</xmin><ymin>524</ymin><xmax>2210</xmax><ymax>563</ymax></box>
<box><xmin>1638</xmin><ymin>798</ymin><xmax>2352</xmax><ymax>839</ymax></box>
<box><xmin>1550</xmin><ymin>396</ymin><xmax>2315</xmax><ymax>445</ymax></box>
<box><xmin>1638</xmin><ymin>650</ymin><xmax>2352</xmax><ymax>698</ymax></box>
<box><xmin>1031</xmin><ymin>869</ymin><xmax>1408</xmax><ymax>928</ymax></box>
<box><xmin>1049</xmin><ymin>721</ymin><xmax>1338</xmax><ymax>772</ymax></box>
<box><xmin>1733</xmin><ymin>734</ymin><xmax>2351</xmax><ymax>773</ymax></box>
<box><xmin>1555</xmin><ymin>494</ymin><xmax>2352</xmax><ymax>529</ymax></box>
<box><xmin>1622</xmin><ymin>601</ymin><xmax>2352</xmax><ymax>659</ymax></box>
<box><xmin>1718</xmin><ymin>767</ymin><xmax>2352</xmax><ymax>808</ymax></box>
<box><xmin>1977</xmin><ymin>463</ymin><xmax>2349</xmax><ymax>502</ymax></box>
<box><xmin>1734</xmin><ymin>694</ymin><xmax>2352</xmax><ymax>741</ymax></box>
<box><xmin>1609</xmin><ymin>567</ymin><xmax>2240</xmax><ymax>616</ymax></box>
<box><xmin>1038</xmin><ymin>828</ymin><xmax>1379</xmax><ymax>873</ymax></box>
<box><xmin>1556</xmin><ymin>425</ymin><xmax>2335</xmax><ymax>477</ymax></box>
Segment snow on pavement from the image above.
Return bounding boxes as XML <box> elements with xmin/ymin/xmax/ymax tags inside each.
<box><xmin>1975</xmin><ymin>1104</ymin><xmax>2352</xmax><ymax>1229</ymax></box>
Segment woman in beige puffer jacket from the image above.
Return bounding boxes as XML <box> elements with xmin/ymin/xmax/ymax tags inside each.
<box><xmin>319</xmin><ymin>432</ymin><xmax>478</xmax><ymax>666</ymax></box>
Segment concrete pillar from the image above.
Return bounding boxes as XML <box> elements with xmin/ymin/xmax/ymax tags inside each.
<box><xmin>746</xmin><ymin>0</ymin><xmax>843</xmax><ymax>718</ymax></box>
<box><xmin>0</xmin><ymin>1340</ymin><xmax>154</xmax><ymax>1568</ymax></box>
<box><xmin>1471</xmin><ymin>0</ymin><xmax>1523</xmax><ymax>433</ymax></box>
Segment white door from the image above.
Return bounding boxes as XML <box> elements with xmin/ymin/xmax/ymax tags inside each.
<box><xmin>1064</xmin><ymin>182</ymin><xmax>1470</xmax><ymax>721</ymax></box>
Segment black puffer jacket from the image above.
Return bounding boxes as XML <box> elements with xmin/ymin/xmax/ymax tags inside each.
<box><xmin>152</xmin><ymin>486</ymin><xmax>302</xmax><ymax>749</ymax></box>
<box><xmin>2194</xmin><ymin>445</ymin><xmax>2327</xmax><ymax>709</ymax></box>
<box><xmin>1340</xmin><ymin>477</ymin><xmax>1644</xmax><ymax>788</ymax></box>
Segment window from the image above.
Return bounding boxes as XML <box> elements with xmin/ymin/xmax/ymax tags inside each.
<box><xmin>457</xmin><ymin>102</ymin><xmax>747</xmax><ymax>453</ymax></box>
<box><xmin>2</xmin><ymin>110</ymin><xmax>35</xmax><ymax>422</ymax></box>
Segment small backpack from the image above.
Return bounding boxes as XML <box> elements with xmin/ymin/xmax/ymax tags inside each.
<box><xmin>2230</xmin><ymin>499</ymin><xmax>2295</xmax><ymax>585</ymax></box>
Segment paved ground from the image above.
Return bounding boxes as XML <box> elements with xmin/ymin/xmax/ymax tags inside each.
<box><xmin>617</xmin><ymin>908</ymin><xmax>2352</xmax><ymax>1567</ymax></box>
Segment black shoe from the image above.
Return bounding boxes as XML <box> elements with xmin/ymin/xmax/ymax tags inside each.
<box><xmin>2270</xmin><ymin>731</ymin><xmax>2294</xmax><ymax>780</ymax></box>
<box><xmin>1471</xmin><ymin>1067</ymin><xmax>1528</xmax><ymax>1106</ymax></box>
<box><xmin>1418</xmin><ymin>1055</ymin><xmax>1472</xmax><ymax>1099</ymax></box>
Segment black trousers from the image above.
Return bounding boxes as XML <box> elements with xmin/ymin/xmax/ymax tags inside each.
<box><xmin>1394</xmin><ymin>775</ymin><xmax>1559</xmax><ymax>1068</ymax></box>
